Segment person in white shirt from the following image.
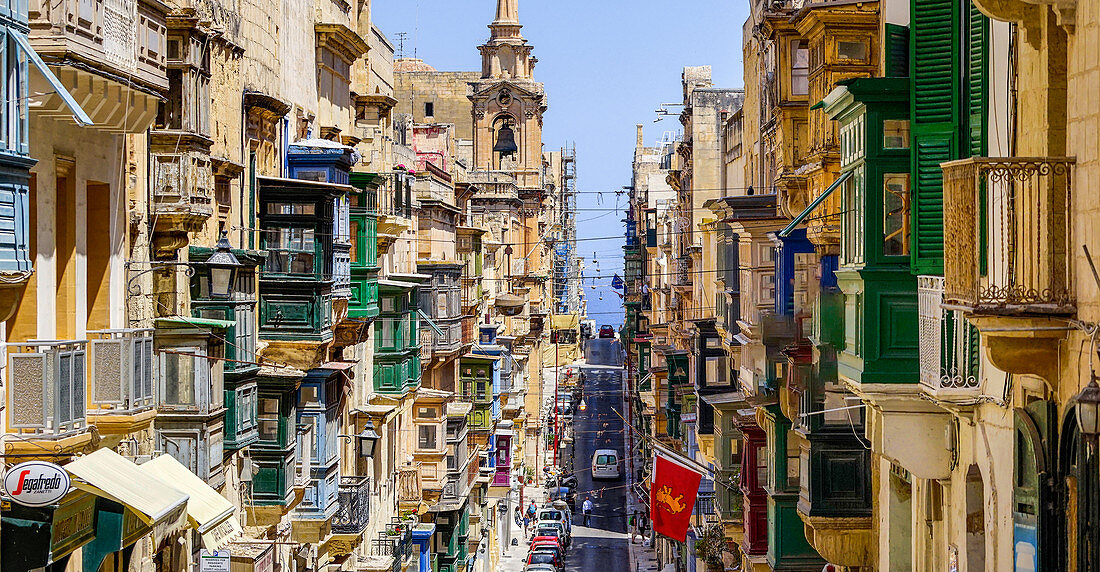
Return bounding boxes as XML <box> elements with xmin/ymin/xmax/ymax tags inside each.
<box><xmin>582</xmin><ymin>497</ymin><xmax>593</xmax><ymax>527</ymax></box>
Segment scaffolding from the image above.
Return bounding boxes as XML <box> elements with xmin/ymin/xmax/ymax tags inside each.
<box><xmin>553</xmin><ymin>144</ymin><xmax>580</xmax><ymax>314</ymax></box>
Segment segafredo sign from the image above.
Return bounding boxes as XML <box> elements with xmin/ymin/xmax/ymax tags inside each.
<box><xmin>2</xmin><ymin>461</ymin><xmax>71</xmax><ymax>507</ymax></box>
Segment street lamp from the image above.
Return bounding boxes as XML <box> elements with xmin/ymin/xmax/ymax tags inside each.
<box><xmin>206</xmin><ymin>232</ymin><xmax>242</xmax><ymax>299</ymax></box>
<box><xmin>340</xmin><ymin>419</ymin><xmax>381</xmax><ymax>458</ymax></box>
<box><xmin>1077</xmin><ymin>377</ymin><xmax>1100</xmax><ymax>438</ymax></box>
<box><xmin>578</xmin><ymin>398</ymin><xmax>587</xmax><ymax>412</ymax></box>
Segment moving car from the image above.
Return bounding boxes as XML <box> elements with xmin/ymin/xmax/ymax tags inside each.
<box><xmin>599</xmin><ymin>325</ymin><xmax>616</xmax><ymax>338</ymax></box>
<box><xmin>591</xmin><ymin>449</ymin><xmax>621</xmax><ymax>480</ymax></box>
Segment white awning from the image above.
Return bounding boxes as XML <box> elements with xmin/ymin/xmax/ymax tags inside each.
<box><xmin>138</xmin><ymin>455</ymin><xmax>242</xmax><ymax>549</ymax></box>
<box><xmin>11</xmin><ymin>31</ymin><xmax>93</xmax><ymax>126</ymax></box>
<box><xmin>66</xmin><ymin>449</ymin><xmax>189</xmax><ymax>546</ymax></box>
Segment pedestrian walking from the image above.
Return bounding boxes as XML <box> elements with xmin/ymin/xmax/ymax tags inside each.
<box><xmin>582</xmin><ymin>496</ymin><xmax>593</xmax><ymax>527</ymax></box>
<box><xmin>629</xmin><ymin>510</ymin><xmax>640</xmax><ymax>543</ymax></box>
<box><xmin>526</xmin><ymin>500</ymin><xmax>537</xmax><ymax>536</ymax></box>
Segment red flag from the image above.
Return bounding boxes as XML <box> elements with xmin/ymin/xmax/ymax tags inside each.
<box><xmin>650</xmin><ymin>452</ymin><xmax>703</xmax><ymax>542</ymax></box>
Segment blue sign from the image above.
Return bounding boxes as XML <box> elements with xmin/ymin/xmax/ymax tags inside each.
<box><xmin>611</xmin><ymin>275</ymin><xmax>624</xmax><ymax>290</ymax></box>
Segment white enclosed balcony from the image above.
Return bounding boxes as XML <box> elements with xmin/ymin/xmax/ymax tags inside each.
<box><xmin>6</xmin><ymin>340</ymin><xmax>87</xmax><ymax>437</ymax></box>
<box><xmin>88</xmin><ymin>328</ymin><xmax>156</xmax><ymax>414</ymax></box>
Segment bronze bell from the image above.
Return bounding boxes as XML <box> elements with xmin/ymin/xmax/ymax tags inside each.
<box><xmin>493</xmin><ymin>124</ymin><xmax>518</xmax><ymax>156</ymax></box>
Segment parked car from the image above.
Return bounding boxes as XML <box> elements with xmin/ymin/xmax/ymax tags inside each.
<box><xmin>532</xmin><ymin>524</ymin><xmax>566</xmax><ymax>547</ymax></box>
<box><xmin>547</xmin><ymin>486</ymin><xmax>576</xmax><ymax>508</ymax></box>
<box><xmin>538</xmin><ymin>508</ymin><xmax>571</xmax><ymax>530</ymax></box>
<box><xmin>537</xmin><ymin>510</ymin><xmax>571</xmax><ymax>540</ymax></box>
<box><xmin>529</xmin><ymin>535</ymin><xmax>561</xmax><ymax>549</ymax></box>
<box><xmin>531</xmin><ymin>540</ymin><xmax>565</xmax><ymax>560</ymax></box>
<box><xmin>535</xmin><ymin>521</ymin><xmax>570</xmax><ymax>548</ymax></box>
<box><xmin>526</xmin><ymin>551</ymin><xmax>564</xmax><ymax>572</ymax></box>
<box><xmin>591</xmin><ymin>449</ymin><xmax>622</xmax><ymax>480</ymax></box>
<box><xmin>599</xmin><ymin>325</ymin><xmax>615</xmax><ymax>338</ymax></box>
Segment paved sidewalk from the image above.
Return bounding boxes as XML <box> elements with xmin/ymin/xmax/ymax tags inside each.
<box><xmin>499</xmin><ymin>482</ymin><xmax>552</xmax><ymax>572</ymax></box>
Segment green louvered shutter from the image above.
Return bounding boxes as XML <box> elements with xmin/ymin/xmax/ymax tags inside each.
<box><xmin>885</xmin><ymin>24</ymin><xmax>910</xmax><ymax>78</ymax></box>
<box><xmin>966</xmin><ymin>3</ymin><xmax>990</xmax><ymax>272</ymax></box>
<box><xmin>966</xmin><ymin>4</ymin><xmax>989</xmax><ymax>157</ymax></box>
<box><xmin>910</xmin><ymin>0</ymin><xmax>960</xmax><ymax>275</ymax></box>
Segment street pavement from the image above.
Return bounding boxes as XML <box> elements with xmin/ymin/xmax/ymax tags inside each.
<box><xmin>500</xmin><ymin>339</ymin><xmax>654</xmax><ymax>572</ymax></box>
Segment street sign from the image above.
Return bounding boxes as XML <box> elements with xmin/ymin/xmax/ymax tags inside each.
<box><xmin>2</xmin><ymin>461</ymin><xmax>70</xmax><ymax>507</ymax></box>
<box><xmin>199</xmin><ymin>549</ymin><xmax>231</xmax><ymax>572</ymax></box>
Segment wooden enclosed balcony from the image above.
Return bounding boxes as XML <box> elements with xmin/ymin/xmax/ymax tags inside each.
<box><xmin>942</xmin><ymin>157</ymin><xmax>1075</xmax><ymax>316</ymax></box>
<box><xmin>28</xmin><ymin>0</ymin><xmax>167</xmax><ymax>131</ymax></box>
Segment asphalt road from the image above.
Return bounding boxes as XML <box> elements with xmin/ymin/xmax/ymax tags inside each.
<box><xmin>585</xmin><ymin>337</ymin><xmax>624</xmax><ymax>367</ymax></box>
<box><xmin>565</xmin><ymin>350</ymin><xmax>630</xmax><ymax>572</ymax></box>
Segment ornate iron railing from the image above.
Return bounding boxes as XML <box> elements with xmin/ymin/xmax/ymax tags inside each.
<box><xmin>332</xmin><ymin>476</ymin><xmax>370</xmax><ymax>534</ymax></box>
<box><xmin>918</xmin><ymin>276</ymin><xmax>980</xmax><ymax>396</ymax></box>
<box><xmin>942</xmin><ymin>157</ymin><xmax>1075</xmax><ymax>314</ymax></box>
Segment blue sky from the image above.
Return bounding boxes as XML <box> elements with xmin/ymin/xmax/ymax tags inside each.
<box><xmin>372</xmin><ymin>0</ymin><xmax>748</xmax><ymax>326</ymax></box>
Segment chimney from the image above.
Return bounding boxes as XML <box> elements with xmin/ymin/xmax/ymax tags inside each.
<box><xmin>636</xmin><ymin>124</ymin><xmax>644</xmax><ymax>147</ymax></box>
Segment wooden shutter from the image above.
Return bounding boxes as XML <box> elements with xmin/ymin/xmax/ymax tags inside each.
<box><xmin>913</xmin><ymin>135</ymin><xmax>953</xmax><ymax>273</ymax></box>
<box><xmin>910</xmin><ymin>0</ymin><xmax>960</xmax><ymax>274</ymax></box>
<box><xmin>884</xmin><ymin>24</ymin><xmax>910</xmax><ymax>78</ymax></box>
<box><xmin>966</xmin><ymin>4</ymin><xmax>989</xmax><ymax>157</ymax></box>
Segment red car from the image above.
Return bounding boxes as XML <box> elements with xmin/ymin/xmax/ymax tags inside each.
<box><xmin>529</xmin><ymin>535</ymin><xmax>561</xmax><ymax>548</ymax></box>
<box><xmin>526</xmin><ymin>549</ymin><xmax>563</xmax><ymax>571</ymax></box>
<box><xmin>599</xmin><ymin>325</ymin><xmax>615</xmax><ymax>338</ymax></box>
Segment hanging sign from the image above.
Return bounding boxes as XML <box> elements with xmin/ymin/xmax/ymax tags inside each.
<box><xmin>2</xmin><ymin>461</ymin><xmax>70</xmax><ymax>507</ymax></box>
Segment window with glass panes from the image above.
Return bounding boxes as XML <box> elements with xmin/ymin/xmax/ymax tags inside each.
<box><xmin>418</xmin><ymin>424</ymin><xmax>439</xmax><ymax>450</ymax></box>
<box><xmin>883</xmin><ymin>173</ymin><xmax>911</xmax><ymax>256</ymax></box>
<box><xmin>159</xmin><ymin>347</ymin><xmax>211</xmax><ymax>406</ymax></box>
<box><xmin>265</xmin><ymin>226</ymin><xmax>317</xmax><ymax>275</ymax></box>
<box><xmin>258</xmin><ymin>397</ymin><xmax>281</xmax><ymax>442</ymax></box>
<box><xmin>0</xmin><ymin>29</ymin><xmax>27</xmax><ymax>156</ymax></box>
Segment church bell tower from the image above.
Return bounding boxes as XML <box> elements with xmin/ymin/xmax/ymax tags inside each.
<box><xmin>470</xmin><ymin>0</ymin><xmax>546</xmax><ymax>187</ymax></box>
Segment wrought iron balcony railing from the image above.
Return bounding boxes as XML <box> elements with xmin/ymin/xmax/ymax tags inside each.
<box><xmin>918</xmin><ymin>276</ymin><xmax>981</xmax><ymax>398</ymax></box>
<box><xmin>942</xmin><ymin>157</ymin><xmax>1075</xmax><ymax>315</ymax></box>
<box><xmin>332</xmin><ymin>476</ymin><xmax>371</xmax><ymax>535</ymax></box>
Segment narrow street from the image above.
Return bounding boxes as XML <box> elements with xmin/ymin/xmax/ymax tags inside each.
<box><xmin>567</xmin><ymin>338</ymin><xmax>630</xmax><ymax>572</ymax></box>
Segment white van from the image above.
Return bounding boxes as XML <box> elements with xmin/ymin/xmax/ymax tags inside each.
<box><xmin>591</xmin><ymin>449</ymin><xmax>621</xmax><ymax>480</ymax></box>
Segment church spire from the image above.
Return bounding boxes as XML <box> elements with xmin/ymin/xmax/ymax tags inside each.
<box><xmin>494</xmin><ymin>0</ymin><xmax>519</xmax><ymax>25</ymax></box>
<box><xmin>489</xmin><ymin>0</ymin><xmax>522</xmax><ymax>40</ymax></box>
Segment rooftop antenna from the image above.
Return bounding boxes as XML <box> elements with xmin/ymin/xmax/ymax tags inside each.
<box><xmin>394</xmin><ymin>32</ymin><xmax>409</xmax><ymax>58</ymax></box>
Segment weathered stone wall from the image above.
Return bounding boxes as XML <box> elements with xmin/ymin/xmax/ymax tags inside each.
<box><xmin>395</xmin><ymin>71</ymin><xmax>480</xmax><ymax>140</ymax></box>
